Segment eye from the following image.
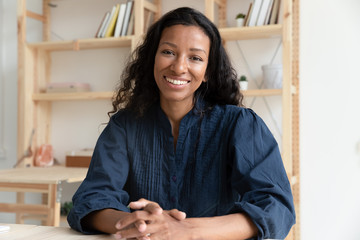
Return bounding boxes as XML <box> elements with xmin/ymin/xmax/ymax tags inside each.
<box><xmin>190</xmin><ymin>56</ymin><xmax>203</xmax><ymax>62</ymax></box>
<box><xmin>161</xmin><ymin>50</ymin><xmax>174</xmax><ymax>56</ymax></box>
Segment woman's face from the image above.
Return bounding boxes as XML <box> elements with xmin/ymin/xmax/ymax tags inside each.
<box><xmin>154</xmin><ymin>24</ymin><xmax>210</xmax><ymax>108</ymax></box>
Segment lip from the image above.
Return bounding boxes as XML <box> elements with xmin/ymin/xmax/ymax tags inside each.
<box><xmin>163</xmin><ymin>76</ymin><xmax>190</xmax><ymax>87</ymax></box>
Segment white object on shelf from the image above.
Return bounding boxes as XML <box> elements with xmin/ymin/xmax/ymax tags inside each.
<box><xmin>239</xmin><ymin>81</ymin><xmax>248</xmax><ymax>90</ymax></box>
<box><xmin>262</xmin><ymin>64</ymin><xmax>283</xmax><ymax>89</ymax></box>
<box><xmin>236</xmin><ymin>18</ymin><xmax>245</xmax><ymax>27</ymax></box>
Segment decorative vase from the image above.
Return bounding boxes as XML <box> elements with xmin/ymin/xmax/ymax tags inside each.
<box><xmin>261</xmin><ymin>64</ymin><xmax>283</xmax><ymax>89</ymax></box>
<box><xmin>239</xmin><ymin>81</ymin><xmax>248</xmax><ymax>90</ymax></box>
<box><xmin>236</xmin><ymin>18</ymin><xmax>245</xmax><ymax>27</ymax></box>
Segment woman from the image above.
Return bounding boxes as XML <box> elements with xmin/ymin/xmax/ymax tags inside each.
<box><xmin>68</xmin><ymin>7</ymin><xmax>295</xmax><ymax>240</ymax></box>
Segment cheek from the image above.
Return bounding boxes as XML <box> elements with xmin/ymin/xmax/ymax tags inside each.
<box><xmin>192</xmin><ymin>64</ymin><xmax>208</xmax><ymax>80</ymax></box>
<box><xmin>153</xmin><ymin>56</ymin><xmax>162</xmax><ymax>78</ymax></box>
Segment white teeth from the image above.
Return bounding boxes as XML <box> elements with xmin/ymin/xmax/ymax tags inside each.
<box><xmin>165</xmin><ymin>77</ymin><xmax>188</xmax><ymax>85</ymax></box>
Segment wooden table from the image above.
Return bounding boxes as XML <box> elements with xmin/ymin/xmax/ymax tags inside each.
<box><xmin>0</xmin><ymin>223</ymin><xmax>115</xmax><ymax>239</ymax></box>
<box><xmin>0</xmin><ymin>166</ymin><xmax>88</xmax><ymax>226</ymax></box>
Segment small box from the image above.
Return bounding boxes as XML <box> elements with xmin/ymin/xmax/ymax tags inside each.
<box><xmin>65</xmin><ymin>149</ymin><xmax>93</xmax><ymax>168</ymax></box>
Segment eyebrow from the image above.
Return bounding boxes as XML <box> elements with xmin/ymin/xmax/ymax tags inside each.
<box><xmin>159</xmin><ymin>41</ymin><xmax>208</xmax><ymax>55</ymax></box>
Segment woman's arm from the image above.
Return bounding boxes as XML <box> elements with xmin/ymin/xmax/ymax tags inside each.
<box><xmin>114</xmin><ymin>199</ymin><xmax>258</xmax><ymax>240</ymax></box>
<box><xmin>81</xmin><ymin>209</ymin><xmax>131</xmax><ymax>234</ymax></box>
<box><xmin>184</xmin><ymin>213</ymin><xmax>258</xmax><ymax>240</ymax></box>
<box><xmin>81</xmin><ymin>200</ymin><xmax>187</xmax><ymax>237</ymax></box>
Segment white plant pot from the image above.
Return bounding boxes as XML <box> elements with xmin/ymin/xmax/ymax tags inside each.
<box><xmin>236</xmin><ymin>18</ymin><xmax>245</xmax><ymax>27</ymax></box>
<box><xmin>261</xmin><ymin>64</ymin><xmax>283</xmax><ymax>89</ymax></box>
<box><xmin>239</xmin><ymin>81</ymin><xmax>248</xmax><ymax>90</ymax></box>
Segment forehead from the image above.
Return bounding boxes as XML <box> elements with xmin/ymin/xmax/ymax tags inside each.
<box><xmin>159</xmin><ymin>25</ymin><xmax>210</xmax><ymax>50</ymax></box>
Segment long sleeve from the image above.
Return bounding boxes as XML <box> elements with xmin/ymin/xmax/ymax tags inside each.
<box><xmin>67</xmin><ymin>113</ymin><xmax>131</xmax><ymax>233</ymax></box>
<box><xmin>229</xmin><ymin>109</ymin><xmax>295</xmax><ymax>239</ymax></box>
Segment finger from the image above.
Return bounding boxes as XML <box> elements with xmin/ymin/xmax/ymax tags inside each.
<box><xmin>116</xmin><ymin>210</ymin><xmax>151</xmax><ymax>230</ymax></box>
<box><xmin>138</xmin><ymin>236</ymin><xmax>151</xmax><ymax>240</ymax></box>
<box><xmin>134</xmin><ymin>220</ymin><xmax>147</xmax><ymax>233</ymax></box>
<box><xmin>116</xmin><ymin>226</ymin><xmax>151</xmax><ymax>240</ymax></box>
<box><xmin>143</xmin><ymin>202</ymin><xmax>163</xmax><ymax>215</ymax></box>
<box><xmin>167</xmin><ymin>209</ymin><xmax>186</xmax><ymax>220</ymax></box>
<box><xmin>129</xmin><ymin>198</ymin><xmax>155</xmax><ymax>210</ymax></box>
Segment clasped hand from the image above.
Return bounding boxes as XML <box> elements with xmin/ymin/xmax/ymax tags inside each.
<box><xmin>114</xmin><ymin>198</ymin><xmax>188</xmax><ymax>240</ymax></box>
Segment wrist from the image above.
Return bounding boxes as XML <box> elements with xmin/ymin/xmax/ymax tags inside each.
<box><xmin>183</xmin><ymin>218</ymin><xmax>204</xmax><ymax>240</ymax></box>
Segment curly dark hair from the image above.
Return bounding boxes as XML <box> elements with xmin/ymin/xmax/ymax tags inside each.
<box><xmin>109</xmin><ymin>7</ymin><xmax>243</xmax><ymax>117</ymax></box>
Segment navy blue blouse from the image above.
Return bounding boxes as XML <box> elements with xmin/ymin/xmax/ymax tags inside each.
<box><xmin>68</xmin><ymin>102</ymin><xmax>295</xmax><ymax>239</ymax></box>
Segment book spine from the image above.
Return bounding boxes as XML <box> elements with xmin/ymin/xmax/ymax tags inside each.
<box><xmin>121</xmin><ymin>0</ymin><xmax>134</xmax><ymax>36</ymax></box>
<box><xmin>100</xmin><ymin>5</ymin><xmax>116</xmax><ymax>38</ymax></box>
<box><xmin>105</xmin><ymin>4</ymin><xmax>120</xmax><ymax>37</ymax></box>
<box><xmin>248</xmin><ymin>0</ymin><xmax>263</xmax><ymax>27</ymax></box>
<box><xmin>256</xmin><ymin>0</ymin><xmax>272</xmax><ymax>26</ymax></box>
<box><xmin>96</xmin><ymin>11</ymin><xmax>110</xmax><ymax>38</ymax></box>
<box><xmin>114</xmin><ymin>3</ymin><xmax>127</xmax><ymax>37</ymax></box>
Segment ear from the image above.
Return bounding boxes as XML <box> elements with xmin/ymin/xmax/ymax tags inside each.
<box><xmin>202</xmin><ymin>78</ymin><xmax>207</xmax><ymax>82</ymax></box>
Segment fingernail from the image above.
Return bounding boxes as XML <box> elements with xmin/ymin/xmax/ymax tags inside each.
<box><xmin>115</xmin><ymin>223</ymin><xmax>121</xmax><ymax>229</ymax></box>
<box><xmin>114</xmin><ymin>233</ymin><xmax>122</xmax><ymax>239</ymax></box>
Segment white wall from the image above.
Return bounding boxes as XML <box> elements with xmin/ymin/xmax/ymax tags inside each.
<box><xmin>300</xmin><ymin>0</ymin><xmax>360</xmax><ymax>239</ymax></box>
<box><xmin>0</xmin><ymin>0</ymin><xmax>18</xmax><ymax>223</ymax></box>
<box><xmin>1</xmin><ymin>0</ymin><xmax>360</xmax><ymax>239</ymax></box>
<box><xmin>0</xmin><ymin>0</ymin><xmax>17</xmax><ymax>169</ymax></box>
<box><xmin>0</xmin><ymin>0</ymin><xmax>5</xmax><ymax>160</ymax></box>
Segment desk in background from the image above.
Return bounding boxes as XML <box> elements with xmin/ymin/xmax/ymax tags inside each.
<box><xmin>0</xmin><ymin>166</ymin><xmax>87</xmax><ymax>226</ymax></box>
<box><xmin>0</xmin><ymin>223</ymin><xmax>115</xmax><ymax>240</ymax></box>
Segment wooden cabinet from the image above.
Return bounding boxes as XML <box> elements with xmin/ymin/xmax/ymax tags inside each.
<box><xmin>17</xmin><ymin>0</ymin><xmax>299</xmax><ymax>239</ymax></box>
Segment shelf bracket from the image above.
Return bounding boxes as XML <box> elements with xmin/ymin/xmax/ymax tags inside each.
<box><xmin>26</xmin><ymin>10</ymin><xmax>46</xmax><ymax>22</ymax></box>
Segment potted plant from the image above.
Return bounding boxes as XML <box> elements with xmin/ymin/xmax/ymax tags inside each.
<box><xmin>239</xmin><ymin>75</ymin><xmax>248</xmax><ymax>90</ymax></box>
<box><xmin>236</xmin><ymin>13</ymin><xmax>246</xmax><ymax>27</ymax></box>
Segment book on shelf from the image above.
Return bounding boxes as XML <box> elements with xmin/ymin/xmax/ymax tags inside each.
<box><xmin>114</xmin><ymin>3</ymin><xmax>127</xmax><ymax>37</ymax></box>
<box><xmin>247</xmin><ymin>0</ymin><xmax>263</xmax><ymax>27</ymax></box>
<box><xmin>244</xmin><ymin>0</ymin><xmax>282</xmax><ymax>27</ymax></box>
<box><xmin>121</xmin><ymin>0</ymin><xmax>134</xmax><ymax>36</ymax></box>
<box><xmin>277</xmin><ymin>0</ymin><xmax>284</xmax><ymax>24</ymax></box>
<box><xmin>95</xmin><ymin>11</ymin><xmax>110</xmax><ymax>38</ymax></box>
<box><xmin>244</xmin><ymin>3</ymin><xmax>253</xmax><ymax>27</ymax></box>
<box><xmin>270</xmin><ymin>0</ymin><xmax>281</xmax><ymax>24</ymax></box>
<box><xmin>104</xmin><ymin>4</ymin><xmax>120</xmax><ymax>37</ymax></box>
<box><xmin>256</xmin><ymin>0</ymin><xmax>272</xmax><ymax>26</ymax></box>
<box><xmin>99</xmin><ymin>5</ymin><xmax>117</xmax><ymax>38</ymax></box>
<box><xmin>264</xmin><ymin>0</ymin><xmax>274</xmax><ymax>25</ymax></box>
<box><xmin>95</xmin><ymin>1</ymin><xmax>135</xmax><ymax>38</ymax></box>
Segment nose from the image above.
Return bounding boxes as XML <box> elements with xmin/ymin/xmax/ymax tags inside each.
<box><xmin>170</xmin><ymin>55</ymin><xmax>188</xmax><ymax>74</ymax></box>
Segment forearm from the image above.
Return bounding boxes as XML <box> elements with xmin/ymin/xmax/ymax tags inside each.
<box><xmin>185</xmin><ymin>213</ymin><xmax>258</xmax><ymax>240</ymax></box>
<box><xmin>81</xmin><ymin>208</ymin><xmax>130</xmax><ymax>234</ymax></box>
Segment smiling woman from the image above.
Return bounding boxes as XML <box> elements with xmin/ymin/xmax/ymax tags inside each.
<box><xmin>67</xmin><ymin>7</ymin><xmax>295</xmax><ymax>240</ymax></box>
<box><xmin>153</xmin><ymin>25</ymin><xmax>210</xmax><ymax>133</ymax></box>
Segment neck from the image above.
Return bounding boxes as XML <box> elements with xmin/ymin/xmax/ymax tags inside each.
<box><xmin>160</xmin><ymin>99</ymin><xmax>194</xmax><ymax>149</ymax></box>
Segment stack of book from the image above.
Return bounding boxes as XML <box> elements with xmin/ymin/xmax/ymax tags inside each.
<box><xmin>243</xmin><ymin>0</ymin><xmax>283</xmax><ymax>27</ymax></box>
<box><xmin>95</xmin><ymin>0</ymin><xmax>135</xmax><ymax>38</ymax></box>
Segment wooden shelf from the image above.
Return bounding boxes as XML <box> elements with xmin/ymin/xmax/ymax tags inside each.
<box><xmin>243</xmin><ymin>89</ymin><xmax>282</xmax><ymax>96</ymax></box>
<box><xmin>219</xmin><ymin>24</ymin><xmax>282</xmax><ymax>41</ymax></box>
<box><xmin>32</xmin><ymin>89</ymin><xmax>281</xmax><ymax>102</ymax></box>
<box><xmin>27</xmin><ymin>36</ymin><xmax>133</xmax><ymax>51</ymax></box>
<box><xmin>25</xmin><ymin>25</ymin><xmax>281</xmax><ymax>52</ymax></box>
<box><xmin>32</xmin><ymin>92</ymin><xmax>113</xmax><ymax>101</ymax></box>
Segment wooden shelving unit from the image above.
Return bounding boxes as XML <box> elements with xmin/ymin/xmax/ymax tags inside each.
<box><xmin>17</xmin><ymin>0</ymin><xmax>299</xmax><ymax>239</ymax></box>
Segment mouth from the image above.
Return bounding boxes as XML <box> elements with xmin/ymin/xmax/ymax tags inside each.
<box><xmin>164</xmin><ymin>76</ymin><xmax>190</xmax><ymax>85</ymax></box>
